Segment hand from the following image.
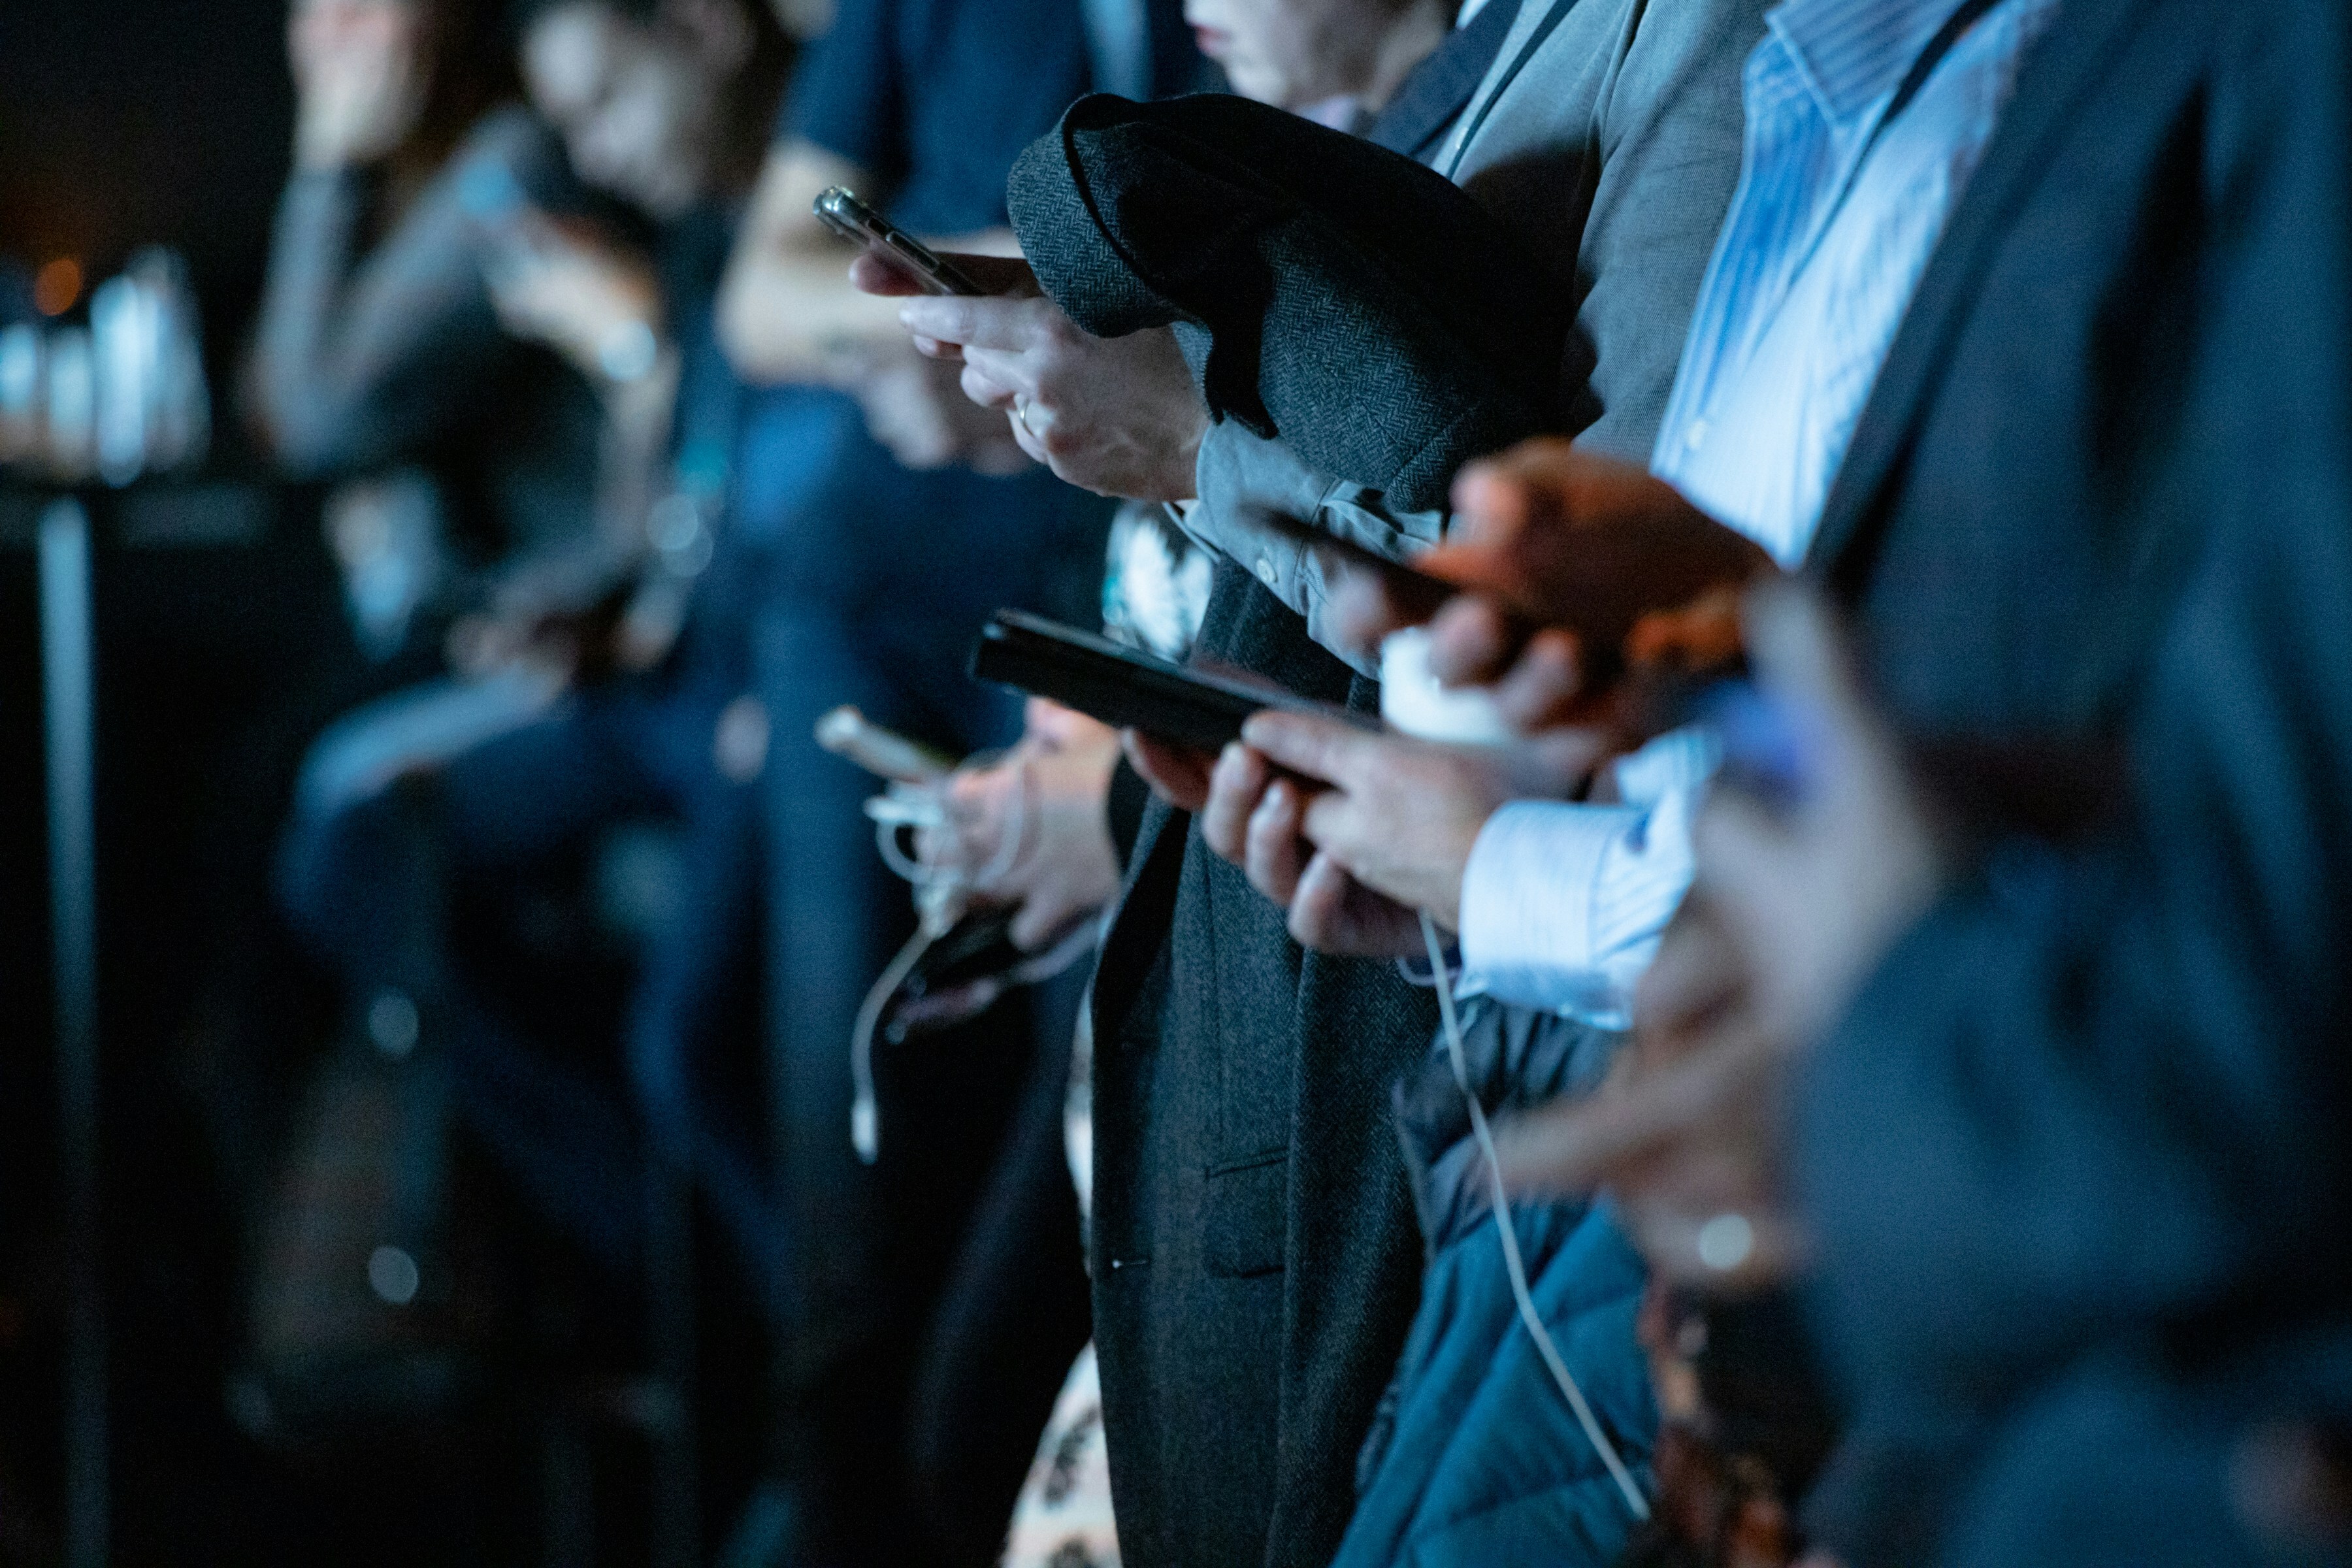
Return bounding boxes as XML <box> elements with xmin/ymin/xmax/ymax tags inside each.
<box><xmin>1686</xmin><ymin>581</ymin><xmax>1944</xmax><ymax>1053</ymax></box>
<box><xmin>860</xmin><ymin>255</ymin><xmax>1209</xmax><ymax>502</ymax></box>
<box><xmin>1197</xmin><ymin>738</ymin><xmax>1424</xmax><ymax>958</ymax></box>
<box><xmin>290</xmin><ymin>0</ymin><xmax>427</xmax><ymax>169</ymax></box>
<box><xmin>1237</xmin><ymin>709</ymin><xmax>1603</xmax><ymax>916</ymax></box>
<box><xmin>1123</xmin><ymin>730</ymin><xmax>1220</xmax><ymax>813</ymax></box>
<box><xmin>1337</xmin><ymin>439</ymin><xmax>1772</xmax><ymax>727</ymax></box>
<box><xmin>1328</xmin><ymin>564</ymin><xmax>1592</xmax><ymax>732</ymax></box>
<box><xmin>1488</xmin><ymin>585</ymin><xmax>1943</xmax><ymax>1292</ymax></box>
<box><xmin>483</xmin><ymin>215</ymin><xmax>667</xmax><ymax>387</ymax></box>
<box><xmin>1126</xmin><ymin>727</ymin><xmax>1416</xmax><ymax>957</ymax></box>
<box><xmin>848</xmin><ymin>340</ymin><xmax>1034</xmax><ymax>474</ymax></box>
<box><xmin>922</xmin><ymin>702</ymin><xmax>1124</xmax><ymax>950</ymax></box>
<box><xmin>1188</xmin><ymin>711</ymin><xmax>1604</xmax><ymax>956</ymax></box>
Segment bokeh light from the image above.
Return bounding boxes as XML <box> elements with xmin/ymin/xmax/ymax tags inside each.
<box><xmin>33</xmin><ymin>255</ymin><xmax>82</xmax><ymax>316</ymax></box>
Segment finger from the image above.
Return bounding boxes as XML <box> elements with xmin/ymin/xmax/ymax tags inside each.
<box><xmin>1741</xmin><ymin>580</ymin><xmax>1877</xmax><ymax>753</ymax></box>
<box><xmin>1243</xmin><ymin>778</ymin><xmax>1308</xmax><ymax>905</ymax></box>
<box><xmin>1424</xmin><ymin>596</ymin><xmax>1519</xmax><ymax>686</ymax></box>
<box><xmin>1007</xmin><ymin>409</ymin><xmax>1051</xmax><ymax>466</ymax></box>
<box><xmin>849</xmin><ymin>250</ymin><xmax>926</xmax><ymax>297</ymax></box>
<box><xmin>1122</xmin><ymin>730</ymin><xmax>1215</xmax><ymax>812</ymax></box>
<box><xmin>1633</xmin><ymin>898</ymin><xmax>1744</xmax><ymax>1045</ymax></box>
<box><xmin>1618</xmin><ymin>1198</ymin><xmax>1810</xmax><ymax>1293</ymax></box>
<box><xmin>1286</xmin><ymin>851</ymin><xmax>1356</xmax><ymax>953</ymax></box>
<box><xmin>960</xmin><ymin>361</ymin><xmax>1021</xmax><ymax>411</ymax></box>
<box><xmin>1688</xmin><ymin>789</ymin><xmax>1797</xmax><ymax>958</ymax></box>
<box><xmin>1237</xmin><ymin>709</ymin><xmax>1372</xmax><ymax>788</ymax></box>
<box><xmin>898</xmin><ymin>295</ymin><xmax>1046</xmax><ymax>353</ymax></box>
<box><xmin>1490</xmin><ymin>629</ymin><xmax>1586</xmax><ymax>730</ymax></box>
<box><xmin>1199</xmin><ymin>743</ymin><xmax>1269</xmax><ymax>864</ymax></box>
<box><xmin>962</xmin><ymin>344</ymin><xmax>1040</xmax><ymax>402</ymax></box>
<box><xmin>931</xmin><ymin>252</ymin><xmax>1038</xmax><ymax>296</ymax></box>
<box><xmin>1488</xmin><ymin>1037</ymin><xmax>1770</xmax><ymax>1198</ymax></box>
<box><xmin>912</xmin><ymin>335</ymin><xmax>965</xmax><ymax>362</ymax></box>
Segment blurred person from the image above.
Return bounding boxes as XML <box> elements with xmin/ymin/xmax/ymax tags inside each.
<box><xmin>708</xmin><ymin>3</ymin><xmax>1205</xmax><ymax>1563</ymax></box>
<box><xmin>864</xmin><ymin>2</ymin><xmax>1764</xmax><ymax>1564</ymax></box>
<box><xmin>254</xmin><ymin>0</ymin><xmax>617</xmax><ymax>661</ymax></box>
<box><xmin>274</xmin><ymin>0</ymin><xmax>794</xmax><ymax>1315</ymax></box>
<box><xmin>914</xmin><ymin>503</ymin><xmax>1206</xmax><ymax>1568</ymax></box>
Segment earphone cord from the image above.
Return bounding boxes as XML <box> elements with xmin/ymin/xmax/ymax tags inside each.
<box><xmin>851</xmin><ymin>760</ymin><xmax>1034</xmax><ymax>1164</ymax></box>
<box><xmin>1420</xmin><ymin>909</ymin><xmax>1652</xmax><ymax>1522</ymax></box>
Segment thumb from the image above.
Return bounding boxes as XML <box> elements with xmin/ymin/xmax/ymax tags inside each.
<box><xmin>1741</xmin><ymin>580</ymin><xmax>1871</xmax><ymax>745</ymax></box>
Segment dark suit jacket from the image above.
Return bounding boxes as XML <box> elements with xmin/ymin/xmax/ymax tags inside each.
<box><xmin>1790</xmin><ymin>0</ymin><xmax>2352</xmax><ymax>1559</ymax></box>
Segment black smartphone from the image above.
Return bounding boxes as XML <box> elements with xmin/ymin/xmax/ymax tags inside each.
<box><xmin>813</xmin><ymin>186</ymin><xmax>985</xmax><ymax>297</ymax></box>
<box><xmin>969</xmin><ymin>609</ymin><xmax>1370</xmax><ymax>751</ymax></box>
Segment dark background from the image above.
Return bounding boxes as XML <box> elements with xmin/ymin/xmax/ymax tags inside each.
<box><xmin>0</xmin><ymin>4</ymin><xmax>707</xmax><ymax>1562</ymax></box>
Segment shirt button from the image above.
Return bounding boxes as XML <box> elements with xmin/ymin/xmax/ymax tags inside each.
<box><xmin>1684</xmin><ymin>419</ymin><xmax>1710</xmax><ymax>452</ymax></box>
<box><xmin>1254</xmin><ymin>556</ymin><xmax>1280</xmax><ymax>587</ymax></box>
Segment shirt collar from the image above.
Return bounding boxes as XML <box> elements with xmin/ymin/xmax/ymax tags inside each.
<box><xmin>1765</xmin><ymin>0</ymin><xmax>1978</xmax><ymax>125</ymax></box>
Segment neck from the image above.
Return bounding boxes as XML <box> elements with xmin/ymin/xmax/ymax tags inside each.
<box><xmin>1358</xmin><ymin>0</ymin><xmax>1454</xmax><ymax>116</ymax></box>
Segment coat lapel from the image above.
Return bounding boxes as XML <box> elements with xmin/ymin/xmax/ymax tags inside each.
<box><xmin>1808</xmin><ymin>0</ymin><xmax>2159</xmax><ymax>583</ymax></box>
<box><xmin>1369</xmin><ymin>0</ymin><xmax>1528</xmax><ymax>161</ymax></box>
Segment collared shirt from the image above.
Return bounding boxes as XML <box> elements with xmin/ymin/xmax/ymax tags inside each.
<box><xmin>1458</xmin><ymin>0</ymin><xmax>2062</xmax><ymax>1024</ymax></box>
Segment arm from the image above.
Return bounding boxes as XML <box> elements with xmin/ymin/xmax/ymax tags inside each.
<box><xmin>715</xmin><ymin>139</ymin><xmax>915</xmax><ymax>385</ymax></box>
<box><xmin>251</xmin><ymin>111</ymin><xmax>546</xmax><ymax>474</ymax></box>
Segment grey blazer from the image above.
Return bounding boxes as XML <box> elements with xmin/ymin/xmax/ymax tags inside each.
<box><xmin>1085</xmin><ymin>3</ymin><xmax>1765</xmax><ymax>1565</ymax></box>
<box><xmin>1184</xmin><ymin>0</ymin><xmax>1763</xmax><ymax>668</ymax></box>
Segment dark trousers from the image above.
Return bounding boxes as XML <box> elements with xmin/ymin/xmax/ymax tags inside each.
<box><xmin>277</xmin><ymin>668</ymin><xmax>777</xmax><ymax>1299</ymax></box>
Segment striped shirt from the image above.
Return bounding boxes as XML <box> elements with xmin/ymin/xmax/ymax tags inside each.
<box><xmin>1458</xmin><ymin>0</ymin><xmax>2062</xmax><ymax>1024</ymax></box>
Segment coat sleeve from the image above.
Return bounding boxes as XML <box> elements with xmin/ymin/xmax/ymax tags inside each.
<box><xmin>1795</xmin><ymin>0</ymin><xmax>2352</xmax><ymax>1411</ymax></box>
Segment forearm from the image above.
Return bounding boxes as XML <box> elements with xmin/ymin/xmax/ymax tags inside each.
<box><xmin>251</xmin><ymin>171</ymin><xmax>372</xmax><ymax>470</ymax></box>
<box><xmin>254</xmin><ymin>166</ymin><xmax>504</xmax><ymax>473</ymax></box>
<box><xmin>716</xmin><ymin>140</ymin><xmax>909</xmax><ymax>385</ymax></box>
<box><xmin>717</xmin><ymin>241</ymin><xmax>913</xmax><ymax>385</ymax></box>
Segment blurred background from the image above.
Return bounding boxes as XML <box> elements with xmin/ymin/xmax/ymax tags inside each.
<box><xmin>0</xmin><ymin>3</ymin><xmax>767</xmax><ymax>1561</ymax></box>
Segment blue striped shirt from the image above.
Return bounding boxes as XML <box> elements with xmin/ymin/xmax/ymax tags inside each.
<box><xmin>1458</xmin><ymin>0</ymin><xmax>2061</xmax><ymax>1024</ymax></box>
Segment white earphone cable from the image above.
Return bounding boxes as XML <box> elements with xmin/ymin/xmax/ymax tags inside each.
<box><xmin>1420</xmin><ymin>910</ymin><xmax>1651</xmax><ymax>1522</ymax></box>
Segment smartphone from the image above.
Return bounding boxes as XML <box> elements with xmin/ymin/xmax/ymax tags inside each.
<box><xmin>813</xmin><ymin>186</ymin><xmax>985</xmax><ymax>297</ymax></box>
<box><xmin>814</xmin><ymin>704</ymin><xmax>960</xmax><ymax>784</ymax></box>
<box><xmin>969</xmin><ymin>609</ymin><xmax>1371</xmax><ymax>751</ymax></box>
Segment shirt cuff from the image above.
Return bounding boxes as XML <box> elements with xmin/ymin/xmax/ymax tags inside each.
<box><xmin>1455</xmin><ymin>782</ymin><xmax>1703</xmax><ymax>1025</ymax></box>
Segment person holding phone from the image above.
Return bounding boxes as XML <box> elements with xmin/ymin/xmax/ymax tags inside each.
<box><xmin>853</xmin><ymin>0</ymin><xmax>1764</xmax><ymax>1562</ymax></box>
<box><xmin>704</xmin><ymin>4</ymin><xmax>1205</xmax><ymax>1564</ymax></box>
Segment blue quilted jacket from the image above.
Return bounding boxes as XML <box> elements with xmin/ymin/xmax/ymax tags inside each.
<box><xmin>1332</xmin><ymin>1000</ymin><xmax>1658</xmax><ymax>1568</ymax></box>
